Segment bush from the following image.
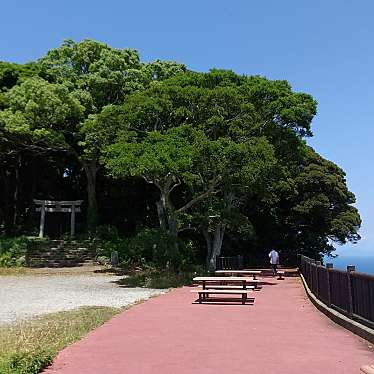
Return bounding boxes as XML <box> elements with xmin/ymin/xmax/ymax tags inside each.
<box><xmin>126</xmin><ymin>229</ymin><xmax>179</xmax><ymax>268</ymax></box>
<box><xmin>124</xmin><ymin>229</ymin><xmax>199</xmax><ymax>270</ymax></box>
<box><xmin>118</xmin><ymin>266</ymin><xmax>206</xmax><ymax>289</ymax></box>
<box><xmin>0</xmin><ymin>351</ymin><xmax>53</xmax><ymax>374</ymax></box>
<box><xmin>96</xmin><ymin>228</ymin><xmax>196</xmax><ymax>270</ymax></box>
<box><xmin>94</xmin><ymin>225</ymin><xmax>119</xmax><ymax>241</ymax></box>
<box><xmin>0</xmin><ymin>236</ymin><xmax>28</xmax><ymax>267</ymax></box>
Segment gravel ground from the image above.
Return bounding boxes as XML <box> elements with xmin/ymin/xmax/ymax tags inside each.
<box><xmin>0</xmin><ymin>273</ymin><xmax>165</xmax><ymax>324</ymax></box>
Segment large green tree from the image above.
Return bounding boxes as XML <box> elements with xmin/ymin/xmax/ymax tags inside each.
<box><xmin>0</xmin><ymin>77</ymin><xmax>83</xmax><ymax>229</ymax></box>
<box><xmin>38</xmin><ymin>39</ymin><xmax>186</xmax><ymax>229</ymax></box>
<box><xmin>101</xmin><ymin>69</ymin><xmax>360</xmax><ymax>261</ymax></box>
<box><xmin>0</xmin><ymin>41</ymin><xmax>361</xmax><ymax>265</ymax></box>
<box><xmin>103</xmin><ymin>124</ymin><xmax>276</xmax><ymax>269</ymax></box>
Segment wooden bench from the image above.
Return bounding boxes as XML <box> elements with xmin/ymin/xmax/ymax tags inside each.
<box><xmin>191</xmin><ymin>289</ymin><xmax>253</xmax><ymax>304</ymax></box>
<box><xmin>193</xmin><ymin>276</ymin><xmax>261</xmax><ymax>290</ymax></box>
<box><xmin>277</xmin><ymin>271</ymin><xmax>285</xmax><ymax>280</ymax></box>
<box><xmin>361</xmin><ymin>365</ymin><xmax>374</xmax><ymax>374</ymax></box>
<box><xmin>198</xmin><ymin>285</ymin><xmax>255</xmax><ymax>290</ymax></box>
<box><xmin>215</xmin><ymin>270</ymin><xmax>262</xmax><ymax>280</ymax></box>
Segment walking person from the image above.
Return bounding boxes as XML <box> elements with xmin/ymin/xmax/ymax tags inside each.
<box><xmin>269</xmin><ymin>249</ymin><xmax>279</xmax><ymax>276</ymax></box>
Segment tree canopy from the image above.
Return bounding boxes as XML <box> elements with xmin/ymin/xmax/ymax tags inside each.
<box><xmin>0</xmin><ymin>39</ymin><xmax>361</xmax><ymax>268</ymax></box>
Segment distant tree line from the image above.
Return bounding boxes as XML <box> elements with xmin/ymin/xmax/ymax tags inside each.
<box><xmin>0</xmin><ymin>39</ymin><xmax>361</xmax><ymax>269</ymax></box>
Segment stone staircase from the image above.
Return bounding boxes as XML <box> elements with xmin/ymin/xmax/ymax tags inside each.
<box><xmin>26</xmin><ymin>239</ymin><xmax>97</xmax><ymax>268</ymax></box>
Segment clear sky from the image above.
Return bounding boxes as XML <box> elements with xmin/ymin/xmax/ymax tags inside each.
<box><xmin>1</xmin><ymin>0</ymin><xmax>373</xmax><ymax>258</ymax></box>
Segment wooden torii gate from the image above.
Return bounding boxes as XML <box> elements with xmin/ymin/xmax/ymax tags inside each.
<box><xmin>34</xmin><ymin>200</ymin><xmax>83</xmax><ymax>238</ymax></box>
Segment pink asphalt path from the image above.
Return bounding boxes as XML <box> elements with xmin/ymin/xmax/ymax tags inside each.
<box><xmin>45</xmin><ymin>277</ymin><xmax>373</xmax><ymax>374</ymax></box>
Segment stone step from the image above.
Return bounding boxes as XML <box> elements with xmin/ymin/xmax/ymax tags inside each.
<box><xmin>26</xmin><ymin>239</ymin><xmax>98</xmax><ymax>268</ymax></box>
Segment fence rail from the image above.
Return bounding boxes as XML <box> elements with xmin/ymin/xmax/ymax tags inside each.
<box><xmin>216</xmin><ymin>256</ymin><xmax>245</xmax><ymax>270</ymax></box>
<box><xmin>299</xmin><ymin>255</ymin><xmax>374</xmax><ymax>330</ymax></box>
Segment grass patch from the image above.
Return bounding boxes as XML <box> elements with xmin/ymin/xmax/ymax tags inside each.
<box><xmin>0</xmin><ymin>267</ymin><xmax>29</xmax><ymax>276</ymax></box>
<box><xmin>0</xmin><ymin>306</ymin><xmax>120</xmax><ymax>374</ymax></box>
<box><xmin>118</xmin><ymin>269</ymin><xmax>204</xmax><ymax>289</ymax></box>
<box><xmin>0</xmin><ymin>266</ymin><xmax>108</xmax><ymax>277</ymax></box>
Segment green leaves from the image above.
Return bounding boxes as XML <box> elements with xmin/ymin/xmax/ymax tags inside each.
<box><xmin>39</xmin><ymin>39</ymin><xmax>185</xmax><ymax>112</ymax></box>
<box><xmin>104</xmin><ymin>125</ymin><xmax>199</xmax><ymax>182</ymax></box>
<box><xmin>0</xmin><ymin>77</ymin><xmax>83</xmax><ymax>154</ymax></box>
<box><xmin>0</xmin><ymin>39</ymin><xmax>360</xmax><ymax>261</ymax></box>
<box><xmin>5</xmin><ymin>77</ymin><xmax>84</xmax><ymax>130</ymax></box>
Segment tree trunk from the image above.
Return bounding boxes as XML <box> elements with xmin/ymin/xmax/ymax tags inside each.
<box><xmin>156</xmin><ymin>187</ymin><xmax>168</xmax><ymax>231</ymax></box>
<box><xmin>205</xmin><ymin>224</ymin><xmax>226</xmax><ymax>272</ymax></box>
<box><xmin>29</xmin><ymin>160</ymin><xmax>37</xmax><ymax>222</ymax></box>
<box><xmin>203</xmin><ymin>229</ymin><xmax>213</xmax><ymax>270</ymax></box>
<box><xmin>154</xmin><ymin>184</ymin><xmax>180</xmax><ymax>268</ymax></box>
<box><xmin>167</xmin><ymin>213</ymin><xmax>178</xmax><ymax>239</ymax></box>
<box><xmin>0</xmin><ymin>167</ymin><xmax>10</xmax><ymax>232</ymax></box>
<box><xmin>155</xmin><ymin>182</ymin><xmax>177</xmax><ymax>237</ymax></box>
<box><xmin>13</xmin><ymin>154</ymin><xmax>22</xmax><ymax>227</ymax></box>
<box><xmin>82</xmin><ymin>160</ymin><xmax>98</xmax><ymax>232</ymax></box>
<box><xmin>2</xmin><ymin>170</ymin><xmax>12</xmax><ymax>233</ymax></box>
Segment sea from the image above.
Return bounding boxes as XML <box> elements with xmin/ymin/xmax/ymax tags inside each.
<box><xmin>324</xmin><ymin>256</ymin><xmax>374</xmax><ymax>275</ymax></box>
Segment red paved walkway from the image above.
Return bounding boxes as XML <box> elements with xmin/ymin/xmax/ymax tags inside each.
<box><xmin>45</xmin><ymin>277</ymin><xmax>373</xmax><ymax>374</ymax></box>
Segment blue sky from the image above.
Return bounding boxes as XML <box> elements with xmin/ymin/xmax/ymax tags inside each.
<box><xmin>1</xmin><ymin>0</ymin><xmax>373</xmax><ymax>258</ymax></box>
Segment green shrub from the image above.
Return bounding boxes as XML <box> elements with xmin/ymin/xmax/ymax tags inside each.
<box><xmin>126</xmin><ymin>229</ymin><xmax>179</xmax><ymax>268</ymax></box>
<box><xmin>123</xmin><ymin>229</ymin><xmax>198</xmax><ymax>270</ymax></box>
<box><xmin>0</xmin><ymin>351</ymin><xmax>53</xmax><ymax>374</ymax></box>
<box><xmin>96</xmin><ymin>228</ymin><xmax>199</xmax><ymax>271</ymax></box>
<box><xmin>94</xmin><ymin>225</ymin><xmax>119</xmax><ymax>241</ymax></box>
<box><xmin>95</xmin><ymin>237</ymin><xmax>127</xmax><ymax>265</ymax></box>
<box><xmin>0</xmin><ymin>236</ymin><xmax>28</xmax><ymax>267</ymax></box>
<box><xmin>118</xmin><ymin>266</ymin><xmax>206</xmax><ymax>289</ymax></box>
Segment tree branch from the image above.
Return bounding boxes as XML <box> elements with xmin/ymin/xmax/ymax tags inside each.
<box><xmin>169</xmin><ymin>178</ymin><xmax>181</xmax><ymax>193</ymax></box>
<box><xmin>176</xmin><ymin>187</ymin><xmax>218</xmax><ymax>215</ymax></box>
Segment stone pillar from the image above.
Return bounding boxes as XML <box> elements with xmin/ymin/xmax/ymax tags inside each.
<box><xmin>70</xmin><ymin>204</ymin><xmax>76</xmax><ymax>237</ymax></box>
<box><xmin>39</xmin><ymin>201</ymin><xmax>45</xmax><ymax>238</ymax></box>
<box><xmin>111</xmin><ymin>251</ymin><xmax>119</xmax><ymax>266</ymax></box>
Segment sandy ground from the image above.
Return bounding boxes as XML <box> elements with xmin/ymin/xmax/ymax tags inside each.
<box><xmin>0</xmin><ymin>269</ymin><xmax>165</xmax><ymax>324</ymax></box>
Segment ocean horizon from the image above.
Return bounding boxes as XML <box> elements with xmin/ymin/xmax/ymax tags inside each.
<box><xmin>324</xmin><ymin>256</ymin><xmax>374</xmax><ymax>275</ymax></box>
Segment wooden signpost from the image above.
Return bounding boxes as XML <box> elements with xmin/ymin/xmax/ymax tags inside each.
<box><xmin>34</xmin><ymin>200</ymin><xmax>83</xmax><ymax>238</ymax></box>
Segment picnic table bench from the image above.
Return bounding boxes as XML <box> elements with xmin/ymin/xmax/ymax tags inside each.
<box><xmin>191</xmin><ymin>289</ymin><xmax>253</xmax><ymax>304</ymax></box>
<box><xmin>192</xmin><ymin>277</ymin><xmax>258</xmax><ymax>305</ymax></box>
<box><xmin>361</xmin><ymin>365</ymin><xmax>374</xmax><ymax>374</ymax></box>
<box><xmin>277</xmin><ymin>271</ymin><xmax>285</xmax><ymax>280</ymax></box>
<box><xmin>193</xmin><ymin>276</ymin><xmax>260</xmax><ymax>289</ymax></box>
<box><xmin>215</xmin><ymin>270</ymin><xmax>262</xmax><ymax>280</ymax></box>
<box><xmin>198</xmin><ymin>285</ymin><xmax>255</xmax><ymax>290</ymax></box>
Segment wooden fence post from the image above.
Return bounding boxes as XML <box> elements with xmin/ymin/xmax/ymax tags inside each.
<box><xmin>326</xmin><ymin>263</ymin><xmax>333</xmax><ymax>307</ymax></box>
<box><xmin>347</xmin><ymin>265</ymin><xmax>355</xmax><ymax>317</ymax></box>
<box><xmin>314</xmin><ymin>261</ymin><xmax>321</xmax><ymax>297</ymax></box>
<box><xmin>297</xmin><ymin>254</ymin><xmax>301</xmax><ymax>268</ymax></box>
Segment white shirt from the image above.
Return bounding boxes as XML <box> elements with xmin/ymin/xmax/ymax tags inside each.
<box><xmin>269</xmin><ymin>250</ymin><xmax>279</xmax><ymax>265</ymax></box>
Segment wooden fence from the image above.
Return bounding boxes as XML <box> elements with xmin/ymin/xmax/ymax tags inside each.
<box><xmin>216</xmin><ymin>255</ymin><xmax>245</xmax><ymax>270</ymax></box>
<box><xmin>299</xmin><ymin>255</ymin><xmax>374</xmax><ymax>329</ymax></box>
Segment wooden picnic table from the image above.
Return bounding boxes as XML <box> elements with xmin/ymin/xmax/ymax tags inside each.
<box><xmin>193</xmin><ymin>276</ymin><xmax>260</xmax><ymax>290</ymax></box>
<box><xmin>215</xmin><ymin>270</ymin><xmax>262</xmax><ymax>280</ymax></box>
